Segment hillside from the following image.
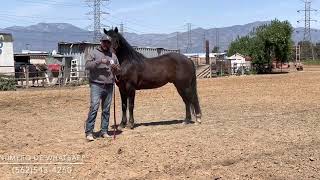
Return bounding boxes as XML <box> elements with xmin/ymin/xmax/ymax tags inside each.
<box><xmin>1</xmin><ymin>22</ymin><xmax>318</xmax><ymax>53</ymax></box>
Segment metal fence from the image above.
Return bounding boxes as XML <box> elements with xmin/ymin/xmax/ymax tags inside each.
<box><xmin>0</xmin><ymin>65</ymin><xmax>89</xmax><ymax>89</ymax></box>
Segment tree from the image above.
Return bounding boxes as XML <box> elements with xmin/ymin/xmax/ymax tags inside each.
<box><xmin>227</xmin><ymin>19</ymin><xmax>293</xmax><ymax>73</ymax></box>
<box><xmin>212</xmin><ymin>46</ymin><xmax>220</xmax><ymax>53</ymax></box>
<box><xmin>227</xmin><ymin>35</ymin><xmax>252</xmax><ymax>57</ymax></box>
<box><xmin>314</xmin><ymin>43</ymin><xmax>320</xmax><ymax>60</ymax></box>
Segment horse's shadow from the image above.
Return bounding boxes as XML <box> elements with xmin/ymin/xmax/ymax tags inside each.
<box><xmin>110</xmin><ymin>119</ymin><xmax>195</xmax><ymax>130</ymax></box>
<box><xmin>134</xmin><ymin>119</ymin><xmax>194</xmax><ymax>128</ymax></box>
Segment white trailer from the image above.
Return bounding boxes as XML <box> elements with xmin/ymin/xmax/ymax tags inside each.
<box><xmin>0</xmin><ymin>33</ymin><xmax>14</xmax><ymax>74</ymax></box>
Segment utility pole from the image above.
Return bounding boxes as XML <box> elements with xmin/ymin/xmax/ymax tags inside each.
<box><xmin>296</xmin><ymin>45</ymin><xmax>301</xmax><ymax>64</ymax></box>
<box><xmin>298</xmin><ymin>0</ymin><xmax>317</xmax><ymax>60</ymax></box>
<box><xmin>186</xmin><ymin>23</ymin><xmax>192</xmax><ymax>53</ymax></box>
<box><xmin>203</xmin><ymin>32</ymin><xmax>206</xmax><ymax>52</ymax></box>
<box><xmin>25</xmin><ymin>44</ymin><xmax>31</xmax><ymax>51</ymax></box>
<box><xmin>86</xmin><ymin>0</ymin><xmax>109</xmax><ymax>43</ymax></box>
<box><xmin>176</xmin><ymin>32</ymin><xmax>179</xmax><ymax>50</ymax></box>
<box><xmin>206</xmin><ymin>40</ymin><xmax>210</xmax><ymax>65</ymax></box>
<box><xmin>215</xmin><ymin>28</ymin><xmax>220</xmax><ymax>53</ymax></box>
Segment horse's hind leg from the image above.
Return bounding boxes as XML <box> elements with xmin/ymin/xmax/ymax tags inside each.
<box><xmin>128</xmin><ymin>90</ymin><xmax>136</xmax><ymax>129</ymax></box>
<box><xmin>184</xmin><ymin>86</ymin><xmax>201</xmax><ymax>124</ymax></box>
<box><xmin>119</xmin><ymin>89</ymin><xmax>128</xmax><ymax>129</ymax></box>
<box><xmin>175</xmin><ymin>86</ymin><xmax>192</xmax><ymax>124</ymax></box>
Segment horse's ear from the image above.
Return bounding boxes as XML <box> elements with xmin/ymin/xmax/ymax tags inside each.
<box><xmin>114</xmin><ymin>27</ymin><xmax>119</xmax><ymax>33</ymax></box>
<box><xmin>103</xmin><ymin>28</ymin><xmax>108</xmax><ymax>35</ymax></box>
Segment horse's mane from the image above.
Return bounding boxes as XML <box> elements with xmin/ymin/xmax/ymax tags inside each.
<box><xmin>117</xmin><ymin>33</ymin><xmax>145</xmax><ymax>63</ymax></box>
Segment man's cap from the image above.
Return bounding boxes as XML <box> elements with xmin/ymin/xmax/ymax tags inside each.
<box><xmin>101</xmin><ymin>35</ymin><xmax>112</xmax><ymax>42</ymax></box>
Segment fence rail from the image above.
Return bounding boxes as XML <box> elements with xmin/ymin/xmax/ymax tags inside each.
<box><xmin>0</xmin><ymin>65</ymin><xmax>89</xmax><ymax>89</ymax></box>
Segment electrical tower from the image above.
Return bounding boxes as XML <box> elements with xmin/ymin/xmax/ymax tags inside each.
<box><xmin>120</xmin><ymin>23</ymin><xmax>124</xmax><ymax>35</ymax></box>
<box><xmin>86</xmin><ymin>0</ymin><xmax>109</xmax><ymax>42</ymax></box>
<box><xmin>186</xmin><ymin>23</ymin><xmax>192</xmax><ymax>53</ymax></box>
<box><xmin>298</xmin><ymin>0</ymin><xmax>317</xmax><ymax>60</ymax></box>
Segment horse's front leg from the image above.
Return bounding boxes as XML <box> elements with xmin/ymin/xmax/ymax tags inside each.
<box><xmin>128</xmin><ymin>89</ymin><xmax>136</xmax><ymax>129</ymax></box>
<box><xmin>119</xmin><ymin>89</ymin><xmax>128</xmax><ymax>129</ymax></box>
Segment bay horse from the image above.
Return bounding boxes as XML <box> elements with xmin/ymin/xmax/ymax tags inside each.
<box><xmin>104</xmin><ymin>27</ymin><xmax>202</xmax><ymax>129</ymax></box>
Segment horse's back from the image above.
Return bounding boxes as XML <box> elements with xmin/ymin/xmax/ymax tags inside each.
<box><xmin>155</xmin><ymin>52</ymin><xmax>189</xmax><ymax>61</ymax></box>
<box><xmin>148</xmin><ymin>52</ymin><xmax>193</xmax><ymax>67</ymax></box>
<box><xmin>141</xmin><ymin>52</ymin><xmax>194</xmax><ymax>86</ymax></box>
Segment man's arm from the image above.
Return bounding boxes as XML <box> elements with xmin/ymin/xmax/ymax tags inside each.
<box><xmin>85</xmin><ymin>52</ymin><xmax>97</xmax><ymax>70</ymax></box>
<box><xmin>85</xmin><ymin>52</ymin><xmax>101</xmax><ymax>70</ymax></box>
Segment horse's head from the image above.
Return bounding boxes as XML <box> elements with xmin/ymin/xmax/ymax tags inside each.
<box><xmin>104</xmin><ymin>27</ymin><xmax>121</xmax><ymax>53</ymax></box>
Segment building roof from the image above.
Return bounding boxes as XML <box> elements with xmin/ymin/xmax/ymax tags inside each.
<box><xmin>184</xmin><ymin>52</ymin><xmax>226</xmax><ymax>58</ymax></box>
<box><xmin>14</xmin><ymin>53</ymin><xmax>49</xmax><ymax>57</ymax></box>
<box><xmin>58</xmin><ymin>41</ymin><xmax>100</xmax><ymax>46</ymax></box>
<box><xmin>227</xmin><ymin>53</ymin><xmax>246</xmax><ymax>60</ymax></box>
<box><xmin>58</xmin><ymin>41</ymin><xmax>179</xmax><ymax>51</ymax></box>
<box><xmin>51</xmin><ymin>54</ymin><xmax>73</xmax><ymax>58</ymax></box>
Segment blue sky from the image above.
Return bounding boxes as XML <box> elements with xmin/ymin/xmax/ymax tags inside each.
<box><xmin>1</xmin><ymin>0</ymin><xmax>320</xmax><ymax>34</ymax></box>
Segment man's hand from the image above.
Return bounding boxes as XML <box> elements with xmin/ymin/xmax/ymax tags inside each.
<box><xmin>101</xmin><ymin>59</ymin><xmax>110</xmax><ymax>65</ymax></box>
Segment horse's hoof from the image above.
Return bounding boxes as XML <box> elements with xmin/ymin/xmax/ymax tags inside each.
<box><xmin>183</xmin><ymin>120</ymin><xmax>192</xmax><ymax>125</ymax></box>
<box><xmin>128</xmin><ymin>123</ymin><xmax>135</xmax><ymax>129</ymax></box>
<box><xmin>119</xmin><ymin>123</ymin><xmax>126</xmax><ymax>129</ymax></box>
<box><xmin>196</xmin><ymin>118</ymin><xmax>202</xmax><ymax>124</ymax></box>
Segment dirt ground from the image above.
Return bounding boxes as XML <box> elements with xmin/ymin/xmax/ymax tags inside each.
<box><xmin>0</xmin><ymin>66</ymin><xmax>320</xmax><ymax>180</ymax></box>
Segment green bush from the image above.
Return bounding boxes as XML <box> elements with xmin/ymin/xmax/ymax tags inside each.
<box><xmin>303</xmin><ymin>60</ymin><xmax>320</xmax><ymax>65</ymax></box>
<box><xmin>0</xmin><ymin>76</ymin><xmax>16</xmax><ymax>91</ymax></box>
<box><xmin>66</xmin><ymin>79</ymin><xmax>89</xmax><ymax>87</ymax></box>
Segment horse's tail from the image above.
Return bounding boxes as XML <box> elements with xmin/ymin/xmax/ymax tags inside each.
<box><xmin>190</xmin><ymin>61</ymin><xmax>202</xmax><ymax>119</ymax></box>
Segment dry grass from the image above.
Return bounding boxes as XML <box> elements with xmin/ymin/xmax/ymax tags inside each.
<box><xmin>0</xmin><ymin>66</ymin><xmax>320</xmax><ymax>179</ymax></box>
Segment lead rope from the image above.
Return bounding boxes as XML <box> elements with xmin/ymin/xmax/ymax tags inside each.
<box><xmin>113</xmin><ymin>84</ymin><xmax>117</xmax><ymax>140</ymax></box>
<box><xmin>112</xmin><ymin>59</ymin><xmax>119</xmax><ymax>140</ymax></box>
<box><xmin>112</xmin><ymin>74</ymin><xmax>119</xmax><ymax>140</ymax></box>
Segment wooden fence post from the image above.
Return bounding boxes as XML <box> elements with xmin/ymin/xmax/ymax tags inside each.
<box><xmin>58</xmin><ymin>67</ymin><xmax>61</xmax><ymax>88</ymax></box>
<box><xmin>25</xmin><ymin>65</ymin><xmax>29</xmax><ymax>89</ymax></box>
<box><xmin>210</xmin><ymin>58</ymin><xmax>212</xmax><ymax>78</ymax></box>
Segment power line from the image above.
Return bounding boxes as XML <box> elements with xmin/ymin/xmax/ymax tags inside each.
<box><xmin>0</xmin><ymin>13</ymin><xmax>88</xmax><ymax>22</ymax></box>
<box><xmin>12</xmin><ymin>0</ymin><xmax>88</xmax><ymax>7</ymax></box>
<box><xmin>102</xmin><ymin>18</ymin><xmax>147</xmax><ymax>34</ymax></box>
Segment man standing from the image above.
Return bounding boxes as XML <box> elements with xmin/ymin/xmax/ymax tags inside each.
<box><xmin>85</xmin><ymin>35</ymin><xmax>120</xmax><ymax>141</ymax></box>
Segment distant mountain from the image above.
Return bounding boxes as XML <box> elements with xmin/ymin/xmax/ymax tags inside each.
<box><xmin>1</xmin><ymin>22</ymin><xmax>319</xmax><ymax>53</ymax></box>
<box><xmin>2</xmin><ymin>23</ymin><xmax>92</xmax><ymax>52</ymax></box>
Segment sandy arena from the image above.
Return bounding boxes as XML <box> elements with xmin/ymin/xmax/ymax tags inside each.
<box><xmin>0</xmin><ymin>66</ymin><xmax>320</xmax><ymax>179</ymax></box>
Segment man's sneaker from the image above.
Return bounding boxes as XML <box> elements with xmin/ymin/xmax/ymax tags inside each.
<box><xmin>86</xmin><ymin>134</ymin><xmax>94</xmax><ymax>141</ymax></box>
<box><xmin>101</xmin><ymin>132</ymin><xmax>112</xmax><ymax>138</ymax></box>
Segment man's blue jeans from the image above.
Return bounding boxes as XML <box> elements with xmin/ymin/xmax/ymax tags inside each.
<box><xmin>85</xmin><ymin>83</ymin><xmax>113</xmax><ymax>135</ymax></box>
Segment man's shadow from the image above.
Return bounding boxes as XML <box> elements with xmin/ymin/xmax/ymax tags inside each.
<box><xmin>93</xmin><ymin>129</ymin><xmax>123</xmax><ymax>138</ymax></box>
